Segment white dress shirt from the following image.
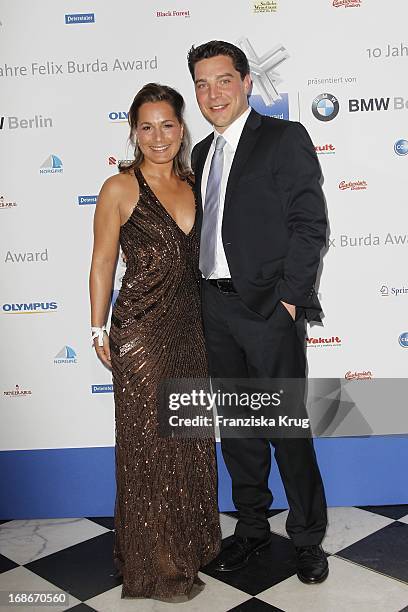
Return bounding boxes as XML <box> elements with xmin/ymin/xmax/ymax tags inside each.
<box><xmin>201</xmin><ymin>107</ymin><xmax>252</xmax><ymax>279</ymax></box>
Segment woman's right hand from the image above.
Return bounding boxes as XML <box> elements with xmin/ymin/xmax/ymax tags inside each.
<box><xmin>90</xmin><ymin>176</ymin><xmax>123</xmax><ymax>371</ymax></box>
<box><xmin>93</xmin><ymin>332</ymin><xmax>112</xmax><ymax>370</ymax></box>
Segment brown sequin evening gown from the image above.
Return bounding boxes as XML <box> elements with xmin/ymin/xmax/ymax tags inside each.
<box><xmin>109</xmin><ymin>167</ymin><xmax>221</xmax><ymax>599</ymax></box>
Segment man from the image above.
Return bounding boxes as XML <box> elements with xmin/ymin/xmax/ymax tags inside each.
<box><xmin>187</xmin><ymin>40</ymin><xmax>328</xmax><ymax>584</ymax></box>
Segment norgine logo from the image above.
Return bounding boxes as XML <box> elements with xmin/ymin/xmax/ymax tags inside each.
<box><xmin>54</xmin><ymin>346</ymin><xmax>77</xmax><ymax>363</ymax></box>
<box><xmin>40</xmin><ymin>155</ymin><xmax>63</xmax><ymax>174</ymax></box>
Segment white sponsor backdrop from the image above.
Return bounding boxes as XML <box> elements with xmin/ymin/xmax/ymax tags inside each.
<box><xmin>1</xmin><ymin>0</ymin><xmax>408</xmax><ymax>455</ymax></box>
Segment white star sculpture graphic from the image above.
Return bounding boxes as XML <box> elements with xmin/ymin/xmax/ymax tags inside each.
<box><xmin>237</xmin><ymin>37</ymin><xmax>289</xmax><ymax>105</ymax></box>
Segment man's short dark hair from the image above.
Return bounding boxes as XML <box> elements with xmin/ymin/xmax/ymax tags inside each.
<box><xmin>187</xmin><ymin>40</ymin><xmax>250</xmax><ymax>81</ymax></box>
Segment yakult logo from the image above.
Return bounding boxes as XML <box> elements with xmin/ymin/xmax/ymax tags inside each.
<box><xmin>315</xmin><ymin>144</ymin><xmax>336</xmax><ymax>155</ymax></box>
<box><xmin>307</xmin><ymin>336</ymin><xmax>342</xmax><ymax>348</ymax></box>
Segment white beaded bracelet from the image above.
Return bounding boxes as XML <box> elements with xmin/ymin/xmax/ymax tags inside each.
<box><xmin>91</xmin><ymin>326</ymin><xmax>107</xmax><ymax>347</ymax></box>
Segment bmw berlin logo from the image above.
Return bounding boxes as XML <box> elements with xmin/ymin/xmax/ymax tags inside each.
<box><xmin>312</xmin><ymin>93</ymin><xmax>340</xmax><ymax>122</ymax></box>
<box><xmin>394</xmin><ymin>139</ymin><xmax>408</xmax><ymax>156</ymax></box>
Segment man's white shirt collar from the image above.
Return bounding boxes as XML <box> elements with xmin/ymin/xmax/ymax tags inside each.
<box><xmin>212</xmin><ymin>106</ymin><xmax>251</xmax><ymax>151</ymax></box>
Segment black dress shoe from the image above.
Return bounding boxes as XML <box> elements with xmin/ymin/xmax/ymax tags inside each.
<box><xmin>295</xmin><ymin>545</ymin><xmax>329</xmax><ymax>584</ymax></box>
<box><xmin>213</xmin><ymin>534</ymin><xmax>272</xmax><ymax>572</ymax></box>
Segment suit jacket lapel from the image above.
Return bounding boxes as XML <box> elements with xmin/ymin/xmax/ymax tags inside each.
<box><xmin>193</xmin><ymin>110</ymin><xmax>262</xmax><ymax>224</ymax></box>
<box><xmin>193</xmin><ymin>133</ymin><xmax>212</xmax><ymax>226</ymax></box>
<box><xmin>224</xmin><ymin>109</ymin><xmax>262</xmax><ymax>210</ymax></box>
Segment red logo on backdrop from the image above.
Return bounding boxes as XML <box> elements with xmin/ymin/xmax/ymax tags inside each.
<box><xmin>156</xmin><ymin>9</ymin><xmax>190</xmax><ymax>18</ymax></box>
<box><xmin>306</xmin><ymin>336</ymin><xmax>342</xmax><ymax>348</ymax></box>
<box><xmin>315</xmin><ymin>144</ymin><xmax>336</xmax><ymax>155</ymax></box>
<box><xmin>333</xmin><ymin>0</ymin><xmax>361</xmax><ymax>7</ymax></box>
<box><xmin>3</xmin><ymin>384</ymin><xmax>32</xmax><ymax>397</ymax></box>
<box><xmin>345</xmin><ymin>370</ymin><xmax>373</xmax><ymax>380</ymax></box>
<box><xmin>339</xmin><ymin>180</ymin><xmax>367</xmax><ymax>191</ymax></box>
<box><xmin>108</xmin><ymin>156</ymin><xmax>133</xmax><ymax>166</ymax></box>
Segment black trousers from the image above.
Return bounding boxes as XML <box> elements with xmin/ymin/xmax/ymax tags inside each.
<box><xmin>201</xmin><ymin>280</ymin><xmax>327</xmax><ymax>546</ymax></box>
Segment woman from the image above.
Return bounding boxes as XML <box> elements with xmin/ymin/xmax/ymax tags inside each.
<box><xmin>89</xmin><ymin>83</ymin><xmax>221</xmax><ymax>601</ymax></box>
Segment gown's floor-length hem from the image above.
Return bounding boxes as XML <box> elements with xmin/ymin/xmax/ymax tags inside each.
<box><xmin>109</xmin><ymin>168</ymin><xmax>221</xmax><ymax>599</ymax></box>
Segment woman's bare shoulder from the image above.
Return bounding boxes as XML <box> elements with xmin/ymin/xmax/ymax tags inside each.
<box><xmin>100</xmin><ymin>170</ymin><xmax>139</xmax><ymax>200</ymax></box>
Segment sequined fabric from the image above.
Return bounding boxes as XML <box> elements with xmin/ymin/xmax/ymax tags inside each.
<box><xmin>109</xmin><ymin>167</ymin><xmax>221</xmax><ymax>599</ymax></box>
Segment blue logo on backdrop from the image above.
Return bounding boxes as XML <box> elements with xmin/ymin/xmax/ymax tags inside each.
<box><xmin>2</xmin><ymin>301</ymin><xmax>58</xmax><ymax>314</ymax></box>
<box><xmin>65</xmin><ymin>13</ymin><xmax>95</xmax><ymax>24</ymax></box>
<box><xmin>249</xmin><ymin>94</ymin><xmax>289</xmax><ymax>120</ymax></box>
<box><xmin>54</xmin><ymin>346</ymin><xmax>77</xmax><ymax>364</ymax></box>
<box><xmin>398</xmin><ymin>332</ymin><xmax>408</xmax><ymax>347</ymax></box>
<box><xmin>109</xmin><ymin>111</ymin><xmax>128</xmax><ymax>123</ymax></box>
<box><xmin>92</xmin><ymin>384</ymin><xmax>114</xmax><ymax>393</ymax></box>
<box><xmin>40</xmin><ymin>155</ymin><xmax>63</xmax><ymax>174</ymax></box>
<box><xmin>78</xmin><ymin>195</ymin><xmax>98</xmax><ymax>205</ymax></box>
<box><xmin>394</xmin><ymin>139</ymin><xmax>408</xmax><ymax>156</ymax></box>
<box><xmin>312</xmin><ymin>93</ymin><xmax>340</xmax><ymax>122</ymax></box>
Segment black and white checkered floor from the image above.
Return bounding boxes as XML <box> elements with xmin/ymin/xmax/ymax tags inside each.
<box><xmin>1</xmin><ymin>506</ymin><xmax>408</xmax><ymax>611</ymax></box>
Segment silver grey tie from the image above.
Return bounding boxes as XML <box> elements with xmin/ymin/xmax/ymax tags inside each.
<box><xmin>199</xmin><ymin>135</ymin><xmax>226</xmax><ymax>279</ymax></box>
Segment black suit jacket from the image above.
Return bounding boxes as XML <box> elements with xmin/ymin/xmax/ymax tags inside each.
<box><xmin>191</xmin><ymin>109</ymin><xmax>327</xmax><ymax>322</ymax></box>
